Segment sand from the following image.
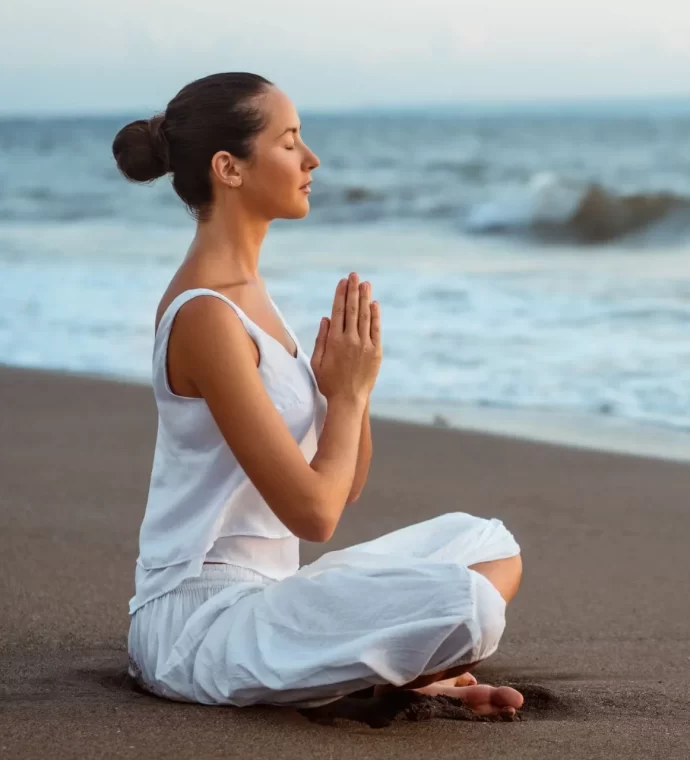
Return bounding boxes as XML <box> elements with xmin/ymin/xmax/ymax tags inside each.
<box><xmin>1</xmin><ymin>365</ymin><xmax>689</xmax><ymax>759</ymax></box>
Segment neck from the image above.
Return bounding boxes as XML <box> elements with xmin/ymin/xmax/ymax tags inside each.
<box><xmin>186</xmin><ymin>198</ymin><xmax>271</xmax><ymax>282</ymax></box>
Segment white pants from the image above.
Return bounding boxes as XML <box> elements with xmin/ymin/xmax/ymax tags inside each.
<box><xmin>128</xmin><ymin>512</ymin><xmax>520</xmax><ymax>708</ymax></box>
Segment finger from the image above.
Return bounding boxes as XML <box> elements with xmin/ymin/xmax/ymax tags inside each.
<box><xmin>330</xmin><ymin>278</ymin><xmax>347</xmax><ymax>334</ymax></box>
<box><xmin>311</xmin><ymin>317</ymin><xmax>330</xmax><ymax>368</ymax></box>
<box><xmin>370</xmin><ymin>301</ymin><xmax>381</xmax><ymax>348</ymax></box>
<box><xmin>358</xmin><ymin>281</ymin><xmax>371</xmax><ymax>341</ymax></box>
<box><xmin>345</xmin><ymin>272</ymin><xmax>360</xmax><ymax>336</ymax></box>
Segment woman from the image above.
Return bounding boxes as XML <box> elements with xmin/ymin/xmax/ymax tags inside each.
<box><xmin>114</xmin><ymin>72</ymin><xmax>524</xmax><ymax>718</ymax></box>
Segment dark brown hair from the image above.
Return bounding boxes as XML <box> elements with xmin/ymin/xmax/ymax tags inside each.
<box><xmin>112</xmin><ymin>73</ymin><xmax>273</xmax><ymax>220</ymax></box>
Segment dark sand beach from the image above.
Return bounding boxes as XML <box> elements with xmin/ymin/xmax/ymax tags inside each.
<box><xmin>1</xmin><ymin>364</ymin><xmax>689</xmax><ymax>758</ymax></box>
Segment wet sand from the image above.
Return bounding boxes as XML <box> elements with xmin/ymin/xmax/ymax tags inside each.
<box><xmin>1</xmin><ymin>365</ymin><xmax>689</xmax><ymax>758</ymax></box>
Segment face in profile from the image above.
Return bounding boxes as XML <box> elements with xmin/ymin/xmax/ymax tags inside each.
<box><xmin>214</xmin><ymin>86</ymin><xmax>321</xmax><ymax>221</ymax></box>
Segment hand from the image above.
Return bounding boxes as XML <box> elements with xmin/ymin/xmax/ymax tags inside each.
<box><xmin>310</xmin><ymin>272</ymin><xmax>382</xmax><ymax>403</ymax></box>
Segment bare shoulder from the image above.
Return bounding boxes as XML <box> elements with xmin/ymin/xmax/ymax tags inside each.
<box><xmin>173</xmin><ymin>292</ymin><xmax>246</xmax><ymax>339</ymax></box>
<box><xmin>155</xmin><ymin>280</ymin><xmax>251</xmax><ymax>334</ymax></box>
<box><xmin>174</xmin><ymin>292</ymin><xmax>258</xmax><ymax>356</ymax></box>
<box><xmin>166</xmin><ymin>292</ymin><xmax>259</xmax><ymax>397</ymax></box>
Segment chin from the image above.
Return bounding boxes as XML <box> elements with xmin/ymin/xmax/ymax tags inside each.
<box><xmin>281</xmin><ymin>201</ymin><xmax>311</xmax><ymax>220</ymax></box>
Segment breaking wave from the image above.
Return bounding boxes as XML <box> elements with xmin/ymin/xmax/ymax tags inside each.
<box><xmin>466</xmin><ymin>172</ymin><xmax>690</xmax><ymax>244</ymax></box>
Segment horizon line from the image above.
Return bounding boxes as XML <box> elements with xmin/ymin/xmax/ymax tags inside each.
<box><xmin>1</xmin><ymin>92</ymin><xmax>689</xmax><ymax>120</ymax></box>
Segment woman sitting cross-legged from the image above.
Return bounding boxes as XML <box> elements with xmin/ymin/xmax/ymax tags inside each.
<box><xmin>114</xmin><ymin>72</ymin><xmax>524</xmax><ymax>720</ymax></box>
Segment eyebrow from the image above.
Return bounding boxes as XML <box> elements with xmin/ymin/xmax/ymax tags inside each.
<box><xmin>277</xmin><ymin>124</ymin><xmax>301</xmax><ymax>138</ymax></box>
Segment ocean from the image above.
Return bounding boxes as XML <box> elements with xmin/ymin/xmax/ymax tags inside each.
<box><xmin>2</xmin><ymin>100</ymin><xmax>690</xmax><ymax>452</ymax></box>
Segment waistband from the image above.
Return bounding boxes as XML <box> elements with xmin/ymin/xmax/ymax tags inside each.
<box><xmin>179</xmin><ymin>562</ymin><xmax>281</xmax><ymax>587</ymax></box>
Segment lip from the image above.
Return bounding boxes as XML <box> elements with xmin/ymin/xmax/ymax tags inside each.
<box><xmin>300</xmin><ymin>181</ymin><xmax>312</xmax><ymax>191</ymax></box>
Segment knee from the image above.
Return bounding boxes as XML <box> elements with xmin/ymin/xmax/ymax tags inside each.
<box><xmin>470</xmin><ymin>553</ymin><xmax>522</xmax><ymax>604</ymax></box>
<box><xmin>502</xmin><ymin>553</ymin><xmax>523</xmax><ymax>600</ymax></box>
<box><xmin>469</xmin><ymin>570</ymin><xmax>508</xmax><ymax>662</ymax></box>
<box><xmin>502</xmin><ymin>552</ymin><xmax>523</xmax><ymax>602</ymax></box>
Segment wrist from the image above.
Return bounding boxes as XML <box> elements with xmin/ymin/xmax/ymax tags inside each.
<box><xmin>328</xmin><ymin>391</ymin><xmax>368</xmax><ymax>414</ymax></box>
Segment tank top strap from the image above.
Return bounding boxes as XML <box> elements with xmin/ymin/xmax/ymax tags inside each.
<box><xmin>266</xmin><ymin>292</ymin><xmax>302</xmax><ymax>354</ymax></box>
<box><xmin>152</xmin><ymin>288</ymin><xmax>263</xmax><ymax>397</ymax></box>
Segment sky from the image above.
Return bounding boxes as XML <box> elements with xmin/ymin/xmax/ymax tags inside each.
<box><xmin>2</xmin><ymin>0</ymin><xmax>690</xmax><ymax>115</ymax></box>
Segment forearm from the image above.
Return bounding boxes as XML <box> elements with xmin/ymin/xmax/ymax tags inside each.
<box><xmin>347</xmin><ymin>396</ymin><xmax>372</xmax><ymax>503</ymax></box>
<box><xmin>308</xmin><ymin>393</ymin><xmax>367</xmax><ymax>536</ymax></box>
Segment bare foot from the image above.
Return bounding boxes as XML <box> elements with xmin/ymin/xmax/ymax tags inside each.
<box><xmin>413</xmin><ymin>683</ymin><xmax>524</xmax><ymax>720</ymax></box>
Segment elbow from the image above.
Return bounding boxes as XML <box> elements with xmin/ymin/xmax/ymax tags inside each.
<box><xmin>291</xmin><ymin>493</ymin><xmax>339</xmax><ymax>543</ymax></box>
<box><xmin>307</xmin><ymin>522</ymin><xmax>336</xmax><ymax>543</ymax></box>
<box><xmin>296</xmin><ymin>516</ymin><xmax>336</xmax><ymax>543</ymax></box>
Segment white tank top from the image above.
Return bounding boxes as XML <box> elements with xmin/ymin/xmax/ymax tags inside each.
<box><xmin>129</xmin><ymin>288</ymin><xmax>327</xmax><ymax>615</ymax></box>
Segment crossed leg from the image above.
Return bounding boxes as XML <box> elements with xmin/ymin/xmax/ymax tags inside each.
<box><xmin>373</xmin><ymin>555</ymin><xmax>524</xmax><ymax>719</ymax></box>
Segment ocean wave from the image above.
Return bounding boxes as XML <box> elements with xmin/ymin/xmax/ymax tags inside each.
<box><xmin>466</xmin><ymin>172</ymin><xmax>690</xmax><ymax>244</ymax></box>
<box><xmin>3</xmin><ymin>164</ymin><xmax>690</xmax><ymax>243</ymax></box>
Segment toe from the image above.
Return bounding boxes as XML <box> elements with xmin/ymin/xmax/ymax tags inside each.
<box><xmin>494</xmin><ymin>686</ymin><xmax>524</xmax><ymax>710</ymax></box>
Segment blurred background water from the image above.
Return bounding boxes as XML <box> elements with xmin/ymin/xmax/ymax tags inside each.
<box><xmin>2</xmin><ymin>100</ymin><xmax>690</xmax><ymax>442</ymax></box>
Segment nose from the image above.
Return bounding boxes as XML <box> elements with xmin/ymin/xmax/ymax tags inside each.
<box><xmin>305</xmin><ymin>147</ymin><xmax>320</xmax><ymax>170</ymax></box>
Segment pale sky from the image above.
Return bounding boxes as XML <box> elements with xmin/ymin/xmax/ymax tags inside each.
<box><xmin>2</xmin><ymin>0</ymin><xmax>690</xmax><ymax>115</ymax></box>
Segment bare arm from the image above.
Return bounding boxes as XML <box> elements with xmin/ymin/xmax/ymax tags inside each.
<box><xmin>171</xmin><ymin>272</ymin><xmax>381</xmax><ymax>542</ymax></box>
<box><xmin>346</xmin><ymin>396</ymin><xmax>372</xmax><ymax>504</ymax></box>
<box><xmin>173</xmin><ymin>296</ymin><xmax>365</xmax><ymax>543</ymax></box>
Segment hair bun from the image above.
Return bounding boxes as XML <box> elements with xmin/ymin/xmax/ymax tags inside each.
<box><xmin>112</xmin><ymin>114</ymin><xmax>170</xmax><ymax>183</ymax></box>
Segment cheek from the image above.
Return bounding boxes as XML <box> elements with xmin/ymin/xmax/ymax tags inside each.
<box><xmin>248</xmin><ymin>149</ymin><xmax>303</xmax><ymax>212</ymax></box>
<box><xmin>254</xmin><ymin>152</ymin><xmax>297</xmax><ymax>196</ymax></box>
<box><xmin>272</xmin><ymin>148</ymin><xmax>299</xmax><ymax>178</ymax></box>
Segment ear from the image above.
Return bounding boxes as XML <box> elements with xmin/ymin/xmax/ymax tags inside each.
<box><xmin>210</xmin><ymin>150</ymin><xmax>242</xmax><ymax>188</ymax></box>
